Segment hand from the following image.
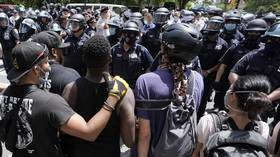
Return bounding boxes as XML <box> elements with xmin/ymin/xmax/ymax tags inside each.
<box><xmin>103</xmin><ymin>72</ymin><xmax>129</xmax><ymax>100</ymax></box>
<box><xmin>202</xmin><ymin>70</ymin><xmax>209</xmax><ymax>77</ymax></box>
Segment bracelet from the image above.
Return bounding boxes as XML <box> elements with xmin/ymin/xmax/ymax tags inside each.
<box><xmin>102</xmin><ymin>105</ymin><xmax>113</xmax><ymax>112</ymax></box>
<box><xmin>104</xmin><ymin>101</ymin><xmax>115</xmax><ymax>111</ymax></box>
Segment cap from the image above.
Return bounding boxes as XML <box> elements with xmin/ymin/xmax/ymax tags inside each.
<box><xmin>101</xmin><ymin>6</ymin><xmax>109</xmax><ymax>13</ymax></box>
<box><xmin>7</xmin><ymin>42</ymin><xmax>49</xmax><ymax>82</ymax></box>
<box><xmin>32</xmin><ymin>31</ymin><xmax>70</xmax><ymax>49</ymax></box>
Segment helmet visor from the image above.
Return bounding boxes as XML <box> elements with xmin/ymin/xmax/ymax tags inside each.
<box><xmin>67</xmin><ymin>20</ymin><xmax>81</xmax><ymax>31</ymax></box>
<box><xmin>206</xmin><ymin>21</ymin><xmax>223</xmax><ymax>31</ymax></box>
<box><xmin>19</xmin><ymin>24</ymin><xmax>31</xmax><ymax>33</ymax></box>
<box><xmin>154</xmin><ymin>13</ymin><xmax>168</xmax><ymax>24</ymax></box>
<box><xmin>0</xmin><ymin>17</ymin><xmax>8</xmax><ymax>27</ymax></box>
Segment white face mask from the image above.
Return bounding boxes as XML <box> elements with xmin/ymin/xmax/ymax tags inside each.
<box><xmin>38</xmin><ymin>66</ymin><xmax>52</xmax><ymax>90</ymax></box>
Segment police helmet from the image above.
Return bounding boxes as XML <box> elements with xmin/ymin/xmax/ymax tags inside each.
<box><xmin>68</xmin><ymin>14</ymin><xmax>87</xmax><ymax>30</ymax></box>
<box><xmin>129</xmin><ymin>12</ymin><xmax>143</xmax><ymax>21</ymax></box>
<box><xmin>263</xmin><ymin>22</ymin><xmax>280</xmax><ymax>38</ymax></box>
<box><xmin>263</xmin><ymin>12</ymin><xmax>276</xmax><ymax>24</ymax></box>
<box><xmin>204</xmin><ymin>16</ymin><xmax>224</xmax><ymax>33</ymax></box>
<box><xmin>154</xmin><ymin>7</ymin><xmax>170</xmax><ymax>25</ymax></box>
<box><xmin>241</xmin><ymin>13</ymin><xmax>255</xmax><ymax>24</ymax></box>
<box><xmin>20</xmin><ymin>18</ymin><xmax>37</xmax><ymax>32</ymax></box>
<box><xmin>50</xmin><ymin>22</ymin><xmax>62</xmax><ymax>34</ymax></box>
<box><xmin>225</xmin><ymin>11</ymin><xmax>241</xmax><ymax>23</ymax></box>
<box><xmin>245</xmin><ymin>19</ymin><xmax>267</xmax><ymax>32</ymax></box>
<box><xmin>122</xmin><ymin>20</ymin><xmax>139</xmax><ymax>33</ymax></box>
<box><xmin>108</xmin><ymin>18</ymin><xmax>122</xmax><ymax>37</ymax></box>
<box><xmin>38</xmin><ymin>10</ymin><xmax>51</xmax><ymax>19</ymax></box>
<box><xmin>0</xmin><ymin>12</ymin><xmax>9</xmax><ymax>28</ymax></box>
<box><xmin>161</xmin><ymin>23</ymin><xmax>202</xmax><ymax>64</ymax></box>
<box><xmin>27</xmin><ymin>10</ymin><xmax>37</xmax><ymax>20</ymax></box>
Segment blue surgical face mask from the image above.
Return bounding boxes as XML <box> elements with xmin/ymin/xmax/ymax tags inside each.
<box><xmin>224</xmin><ymin>23</ymin><xmax>237</xmax><ymax>34</ymax></box>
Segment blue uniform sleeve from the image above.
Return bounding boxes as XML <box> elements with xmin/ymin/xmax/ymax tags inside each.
<box><xmin>141</xmin><ymin>46</ymin><xmax>154</xmax><ymax>70</ymax></box>
<box><xmin>230</xmin><ymin>53</ymin><xmax>251</xmax><ymax>75</ymax></box>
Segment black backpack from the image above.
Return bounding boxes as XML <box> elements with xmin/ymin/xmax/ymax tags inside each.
<box><xmin>0</xmin><ymin>85</ymin><xmax>37</xmax><ymax>157</ymax></box>
<box><xmin>203</xmin><ymin>112</ymin><xmax>268</xmax><ymax>157</ymax></box>
<box><xmin>136</xmin><ymin>71</ymin><xmax>197</xmax><ymax>157</ymax></box>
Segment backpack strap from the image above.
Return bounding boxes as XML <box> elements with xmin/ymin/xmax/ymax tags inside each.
<box><xmin>210</xmin><ymin>112</ymin><xmax>229</xmax><ymax>132</ymax></box>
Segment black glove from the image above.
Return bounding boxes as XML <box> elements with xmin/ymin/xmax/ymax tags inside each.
<box><xmin>103</xmin><ymin>72</ymin><xmax>129</xmax><ymax>100</ymax></box>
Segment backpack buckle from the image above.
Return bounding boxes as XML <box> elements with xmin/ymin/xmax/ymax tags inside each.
<box><xmin>222</xmin><ymin>124</ymin><xmax>229</xmax><ymax>130</ymax></box>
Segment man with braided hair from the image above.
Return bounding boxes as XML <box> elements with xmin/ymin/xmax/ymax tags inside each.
<box><xmin>61</xmin><ymin>35</ymin><xmax>135</xmax><ymax>157</ymax></box>
<box><xmin>135</xmin><ymin>23</ymin><xmax>204</xmax><ymax>157</ymax></box>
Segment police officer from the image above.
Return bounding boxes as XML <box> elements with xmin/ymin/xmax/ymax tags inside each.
<box><xmin>197</xmin><ymin>16</ymin><xmax>229</xmax><ymax>120</ymax></box>
<box><xmin>0</xmin><ymin>12</ymin><xmax>19</xmax><ymax>73</ymax></box>
<box><xmin>107</xmin><ymin>18</ymin><xmax>122</xmax><ymax>46</ymax></box>
<box><xmin>49</xmin><ymin>22</ymin><xmax>63</xmax><ymax>36</ymax></box>
<box><xmin>15</xmin><ymin>7</ymin><xmax>26</xmax><ymax>30</ymax></box>
<box><xmin>57</xmin><ymin>12</ymin><xmax>70</xmax><ymax>39</ymax></box>
<box><xmin>220</xmin><ymin>11</ymin><xmax>244</xmax><ymax>46</ymax></box>
<box><xmin>64</xmin><ymin>14</ymin><xmax>90</xmax><ymax>76</ymax></box>
<box><xmin>37</xmin><ymin>10</ymin><xmax>52</xmax><ymax>31</ymax></box>
<box><xmin>19</xmin><ymin>18</ymin><xmax>38</xmax><ymax>41</ymax></box>
<box><xmin>141</xmin><ymin>7</ymin><xmax>169</xmax><ymax>58</ymax></box>
<box><xmin>229</xmin><ymin>22</ymin><xmax>280</xmax><ymax>129</ymax></box>
<box><xmin>111</xmin><ymin>20</ymin><xmax>153</xmax><ymax>88</ymax></box>
<box><xmin>214</xmin><ymin>19</ymin><xmax>267</xmax><ymax>111</ymax></box>
<box><xmin>263</xmin><ymin>12</ymin><xmax>276</xmax><ymax>27</ymax></box>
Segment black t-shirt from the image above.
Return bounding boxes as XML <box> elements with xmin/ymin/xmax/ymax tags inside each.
<box><xmin>0</xmin><ymin>85</ymin><xmax>75</xmax><ymax>157</ymax></box>
<box><xmin>49</xmin><ymin>61</ymin><xmax>80</xmax><ymax>95</ymax></box>
<box><xmin>61</xmin><ymin>78</ymin><xmax>120</xmax><ymax>157</ymax></box>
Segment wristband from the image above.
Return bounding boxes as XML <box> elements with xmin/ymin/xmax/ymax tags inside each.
<box><xmin>104</xmin><ymin>101</ymin><xmax>115</xmax><ymax>111</ymax></box>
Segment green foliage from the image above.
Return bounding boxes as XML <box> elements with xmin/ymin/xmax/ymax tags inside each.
<box><xmin>244</xmin><ymin>0</ymin><xmax>280</xmax><ymax>14</ymax></box>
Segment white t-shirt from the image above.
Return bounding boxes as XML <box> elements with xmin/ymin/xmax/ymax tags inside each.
<box><xmin>197</xmin><ymin>114</ymin><xmax>270</xmax><ymax>157</ymax></box>
<box><xmin>95</xmin><ymin>18</ymin><xmax>110</xmax><ymax>37</ymax></box>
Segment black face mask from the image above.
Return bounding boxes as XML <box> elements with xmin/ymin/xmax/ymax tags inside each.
<box><xmin>124</xmin><ymin>32</ymin><xmax>138</xmax><ymax>45</ymax></box>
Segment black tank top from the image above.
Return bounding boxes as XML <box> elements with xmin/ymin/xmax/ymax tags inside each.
<box><xmin>61</xmin><ymin>78</ymin><xmax>120</xmax><ymax>157</ymax></box>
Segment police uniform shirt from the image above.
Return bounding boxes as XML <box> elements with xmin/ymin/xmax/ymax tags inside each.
<box><xmin>220</xmin><ymin>30</ymin><xmax>244</xmax><ymax>46</ymax></box>
<box><xmin>199</xmin><ymin>37</ymin><xmax>229</xmax><ymax>70</ymax></box>
<box><xmin>140</xmin><ymin>27</ymin><xmax>161</xmax><ymax>58</ymax></box>
<box><xmin>221</xmin><ymin>41</ymin><xmax>262</xmax><ymax>70</ymax></box>
<box><xmin>64</xmin><ymin>32</ymin><xmax>90</xmax><ymax>76</ymax></box>
<box><xmin>231</xmin><ymin>48</ymin><xmax>280</xmax><ymax>90</ymax></box>
<box><xmin>111</xmin><ymin>42</ymin><xmax>154</xmax><ymax>88</ymax></box>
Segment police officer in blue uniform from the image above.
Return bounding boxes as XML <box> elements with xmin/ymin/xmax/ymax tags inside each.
<box><xmin>197</xmin><ymin>16</ymin><xmax>229</xmax><ymax>120</ymax></box>
<box><xmin>64</xmin><ymin>14</ymin><xmax>90</xmax><ymax>76</ymax></box>
<box><xmin>141</xmin><ymin>7</ymin><xmax>169</xmax><ymax>58</ymax></box>
<box><xmin>214</xmin><ymin>19</ymin><xmax>267</xmax><ymax>111</ymax></box>
<box><xmin>0</xmin><ymin>12</ymin><xmax>19</xmax><ymax>73</ymax></box>
<box><xmin>111</xmin><ymin>20</ymin><xmax>153</xmax><ymax>88</ymax></box>
<box><xmin>220</xmin><ymin>11</ymin><xmax>244</xmax><ymax>46</ymax></box>
<box><xmin>229</xmin><ymin>22</ymin><xmax>280</xmax><ymax>129</ymax></box>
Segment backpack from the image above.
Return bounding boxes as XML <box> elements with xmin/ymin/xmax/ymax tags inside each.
<box><xmin>203</xmin><ymin>112</ymin><xmax>268</xmax><ymax>157</ymax></box>
<box><xmin>0</xmin><ymin>85</ymin><xmax>37</xmax><ymax>157</ymax></box>
<box><xmin>136</xmin><ymin>70</ymin><xmax>197</xmax><ymax>157</ymax></box>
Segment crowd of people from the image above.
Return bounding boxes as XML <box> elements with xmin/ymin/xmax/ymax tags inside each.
<box><xmin>0</xmin><ymin>2</ymin><xmax>280</xmax><ymax>157</ymax></box>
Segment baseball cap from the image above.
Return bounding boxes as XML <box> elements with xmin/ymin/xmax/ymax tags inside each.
<box><xmin>32</xmin><ymin>31</ymin><xmax>70</xmax><ymax>49</ymax></box>
<box><xmin>7</xmin><ymin>42</ymin><xmax>49</xmax><ymax>82</ymax></box>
